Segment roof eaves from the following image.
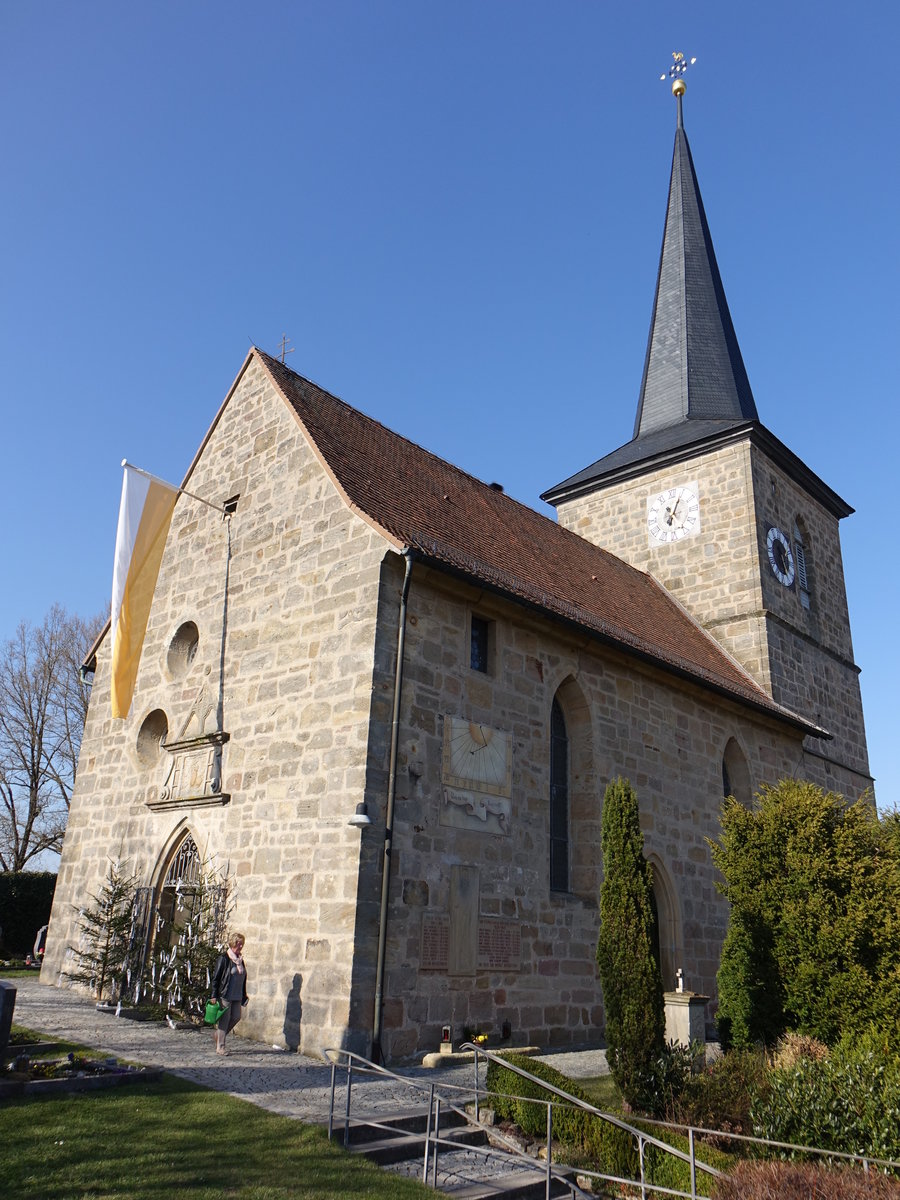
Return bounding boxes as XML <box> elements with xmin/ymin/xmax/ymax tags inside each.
<box><xmin>542</xmin><ymin>420</ymin><xmax>756</xmax><ymax>505</ymax></box>
<box><xmin>404</xmin><ymin>533</ymin><xmax>827</xmax><ymax>740</ymax></box>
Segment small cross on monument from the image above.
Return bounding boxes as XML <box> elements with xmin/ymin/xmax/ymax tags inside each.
<box><xmin>276</xmin><ymin>334</ymin><xmax>294</xmax><ymax>365</ymax></box>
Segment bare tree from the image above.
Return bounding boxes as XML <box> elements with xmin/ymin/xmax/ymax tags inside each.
<box><xmin>0</xmin><ymin>605</ymin><xmax>105</xmax><ymax>871</ymax></box>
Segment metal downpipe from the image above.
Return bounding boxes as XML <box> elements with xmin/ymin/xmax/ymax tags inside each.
<box><xmin>371</xmin><ymin>548</ymin><xmax>414</xmax><ymax>1063</ymax></box>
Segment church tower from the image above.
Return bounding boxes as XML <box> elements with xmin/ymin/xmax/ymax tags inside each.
<box><xmin>542</xmin><ymin>62</ymin><xmax>872</xmax><ymax>799</ymax></box>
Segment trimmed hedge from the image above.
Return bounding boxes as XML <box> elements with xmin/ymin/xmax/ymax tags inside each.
<box><xmin>485</xmin><ymin>1052</ymin><xmax>731</xmax><ymax>1192</ymax></box>
<box><xmin>0</xmin><ymin>872</ymin><xmax>57</xmax><ymax>955</ymax></box>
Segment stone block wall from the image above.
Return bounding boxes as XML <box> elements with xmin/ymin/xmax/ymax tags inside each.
<box><xmin>44</xmin><ymin>357</ymin><xmax>393</xmax><ymax>1057</ymax></box>
<box><xmin>552</xmin><ymin>436</ymin><xmax>872</xmax><ymax>798</ymax></box>
<box><xmin>374</xmin><ymin>570</ymin><xmax>808</xmax><ymax>1060</ymax></box>
<box><xmin>554</xmin><ymin>440</ymin><xmax>764</xmax><ymax>664</ymax></box>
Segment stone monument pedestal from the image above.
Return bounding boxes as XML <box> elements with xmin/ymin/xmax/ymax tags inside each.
<box><xmin>0</xmin><ymin>980</ymin><xmax>16</xmax><ymax>1055</ymax></box>
<box><xmin>664</xmin><ymin>991</ymin><xmax>708</xmax><ymax>1048</ymax></box>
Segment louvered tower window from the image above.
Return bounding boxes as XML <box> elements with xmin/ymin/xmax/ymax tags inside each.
<box><xmin>549</xmin><ymin>697</ymin><xmax>569</xmax><ymax>892</ymax></box>
<box><xmin>793</xmin><ymin>522</ymin><xmax>811</xmax><ymax>610</ymax></box>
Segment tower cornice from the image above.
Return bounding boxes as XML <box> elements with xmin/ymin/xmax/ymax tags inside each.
<box><xmin>543</xmin><ymin>420</ymin><xmax>853</xmax><ymax>519</ymax></box>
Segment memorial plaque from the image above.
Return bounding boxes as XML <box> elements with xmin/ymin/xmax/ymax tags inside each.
<box><xmin>421</xmin><ymin>915</ymin><xmax>450</xmax><ymax>970</ymax></box>
<box><xmin>420</xmin><ymin>916</ymin><xmax>521</xmax><ymax>973</ymax></box>
<box><xmin>477</xmin><ymin>920</ymin><xmax>521</xmax><ymax>970</ymax></box>
<box><xmin>148</xmin><ymin>684</ymin><xmax>230</xmax><ymax>811</ymax></box>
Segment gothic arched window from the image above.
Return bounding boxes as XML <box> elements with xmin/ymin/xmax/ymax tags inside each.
<box><xmin>648</xmin><ymin>858</ymin><xmax>682</xmax><ymax>993</ymax></box>
<box><xmin>549</xmin><ymin>697</ymin><xmax>569</xmax><ymax>892</ymax></box>
<box><xmin>722</xmin><ymin>737</ymin><xmax>752</xmax><ymax>807</ymax></box>
<box><xmin>157</xmin><ymin>834</ymin><xmax>203</xmax><ymax>937</ymax></box>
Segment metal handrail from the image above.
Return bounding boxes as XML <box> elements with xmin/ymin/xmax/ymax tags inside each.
<box><xmin>325</xmin><ymin>1044</ymin><xmax>900</xmax><ymax>1199</ymax></box>
<box><xmin>323</xmin><ymin>1046</ymin><xmax>591</xmax><ymax>1197</ymax></box>
<box><xmin>465</xmin><ymin>1042</ymin><xmax>723</xmax><ymax>1199</ymax></box>
<box><xmin>632</xmin><ymin>1111</ymin><xmax>900</xmax><ymax>1174</ymax></box>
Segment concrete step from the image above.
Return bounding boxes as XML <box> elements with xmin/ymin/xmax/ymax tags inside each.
<box><xmin>344</xmin><ymin>1105</ymin><xmax>584</xmax><ymax>1198</ymax></box>
<box><xmin>386</xmin><ymin>1149</ymin><xmax>580</xmax><ymax>1199</ymax></box>
<box><xmin>442</xmin><ymin>1167</ymin><xmax>577</xmax><ymax>1199</ymax></box>
<box><xmin>341</xmin><ymin>1104</ymin><xmax>471</xmax><ymax>1146</ymax></box>
<box><xmin>351</xmin><ymin>1123</ymin><xmax>489</xmax><ymax>1166</ymax></box>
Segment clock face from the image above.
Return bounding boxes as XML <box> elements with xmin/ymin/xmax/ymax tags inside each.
<box><xmin>766</xmin><ymin>526</ymin><xmax>795</xmax><ymax>587</ymax></box>
<box><xmin>442</xmin><ymin>717</ymin><xmax>512</xmax><ymax>797</ymax></box>
<box><xmin>647</xmin><ymin>483</ymin><xmax>701</xmax><ymax>544</ymax></box>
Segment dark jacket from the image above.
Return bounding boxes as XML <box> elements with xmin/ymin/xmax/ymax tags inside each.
<box><xmin>212</xmin><ymin>953</ymin><xmax>248</xmax><ymax>1005</ymax></box>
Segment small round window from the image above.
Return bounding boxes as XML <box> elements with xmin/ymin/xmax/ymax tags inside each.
<box><xmin>167</xmin><ymin>621</ymin><xmax>199</xmax><ymax>678</ymax></box>
<box><xmin>136</xmin><ymin>709</ymin><xmax>168</xmax><ymax>766</ymax></box>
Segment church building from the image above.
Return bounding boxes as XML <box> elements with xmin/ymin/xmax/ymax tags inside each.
<box><xmin>44</xmin><ymin>81</ymin><xmax>872</xmax><ymax>1060</ymax></box>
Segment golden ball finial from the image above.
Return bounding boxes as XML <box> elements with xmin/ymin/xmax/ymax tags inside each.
<box><xmin>672</xmin><ymin>78</ymin><xmax>686</xmax><ymax>98</ymax></box>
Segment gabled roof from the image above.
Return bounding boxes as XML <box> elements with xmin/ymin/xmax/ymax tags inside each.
<box><xmin>256</xmin><ymin>350</ymin><xmax>823</xmax><ymax>737</ymax></box>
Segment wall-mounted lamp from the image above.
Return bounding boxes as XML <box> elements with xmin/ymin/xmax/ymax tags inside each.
<box><xmin>348</xmin><ymin>802</ymin><xmax>372</xmax><ymax>829</ymax></box>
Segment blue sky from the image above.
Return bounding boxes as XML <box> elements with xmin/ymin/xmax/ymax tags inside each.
<box><xmin>2</xmin><ymin>2</ymin><xmax>897</xmax><ymax>810</ymax></box>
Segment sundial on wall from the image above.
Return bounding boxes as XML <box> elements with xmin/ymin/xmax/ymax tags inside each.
<box><xmin>441</xmin><ymin>717</ymin><xmax>512</xmax><ymax>798</ymax></box>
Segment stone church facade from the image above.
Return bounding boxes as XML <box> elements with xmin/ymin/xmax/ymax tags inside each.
<box><xmin>43</xmin><ymin>98</ymin><xmax>872</xmax><ymax>1061</ymax></box>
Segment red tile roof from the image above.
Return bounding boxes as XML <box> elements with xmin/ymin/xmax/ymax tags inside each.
<box><xmin>258</xmin><ymin>350</ymin><xmax>820</xmax><ymax>735</ymax></box>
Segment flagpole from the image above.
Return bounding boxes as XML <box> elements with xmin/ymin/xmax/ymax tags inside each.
<box><xmin>121</xmin><ymin>460</ymin><xmax>227</xmax><ymax>514</ymax></box>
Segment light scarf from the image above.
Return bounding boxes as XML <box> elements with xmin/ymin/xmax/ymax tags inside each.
<box><xmin>227</xmin><ymin>947</ymin><xmax>245</xmax><ymax>974</ymax></box>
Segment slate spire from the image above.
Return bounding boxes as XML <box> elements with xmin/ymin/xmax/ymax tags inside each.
<box><xmin>633</xmin><ymin>90</ymin><xmax>758</xmax><ymax>439</ymax></box>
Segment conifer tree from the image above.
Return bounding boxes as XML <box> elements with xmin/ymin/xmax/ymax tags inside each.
<box><xmin>66</xmin><ymin>858</ymin><xmax>138</xmax><ymax>1003</ymax></box>
<box><xmin>712</xmin><ymin>781</ymin><xmax>900</xmax><ymax>1047</ymax></box>
<box><xmin>596</xmin><ymin>777</ymin><xmax>665</xmax><ymax>1108</ymax></box>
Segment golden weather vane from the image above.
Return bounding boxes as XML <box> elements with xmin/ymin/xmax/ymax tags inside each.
<box><xmin>660</xmin><ymin>50</ymin><xmax>697</xmax><ymax>97</ymax></box>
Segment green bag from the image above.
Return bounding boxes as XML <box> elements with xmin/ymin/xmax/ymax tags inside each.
<box><xmin>204</xmin><ymin>1000</ymin><xmax>226</xmax><ymax>1025</ymax></box>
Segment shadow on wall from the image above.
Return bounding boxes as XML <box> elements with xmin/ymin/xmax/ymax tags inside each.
<box><xmin>283</xmin><ymin>973</ymin><xmax>302</xmax><ymax>1051</ymax></box>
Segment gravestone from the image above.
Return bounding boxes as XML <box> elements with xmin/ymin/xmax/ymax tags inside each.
<box><xmin>0</xmin><ymin>981</ymin><xmax>16</xmax><ymax>1055</ymax></box>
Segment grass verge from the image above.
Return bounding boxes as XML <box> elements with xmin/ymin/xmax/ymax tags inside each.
<box><xmin>0</xmin><ymin>1071</ymin><xmax>434</xmax><ymax>1199</ymax></box>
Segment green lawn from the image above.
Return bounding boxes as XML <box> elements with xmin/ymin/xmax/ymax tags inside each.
<box><xmin>0</xmin><ymin>1072</ymin><xmax>434</xmax><ymax>1199</ymax></box>
<box><xmin>576</xmin><ymin>1073</ymin><xmax>623</xmax><ymax>1112</ymax></box>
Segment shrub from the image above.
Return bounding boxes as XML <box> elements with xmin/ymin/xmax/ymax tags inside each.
<box><xmin>0</xmin><ymin>871</ymin><xmax>57</xmax><ymax>955</ymax></box>
<box><xmin>486</xmin><ymin>1052</ymin><xmax>636</xmax><ymax>1176</ymax></box>
<box><xmin>771</xmin><ymin>1031</ymin><xmax>829</xmax><ymax>1070</ymax></box>
<box><xmin>596</xmin><ymin>777</ymin><xmax>665</xmax><ymax>1111</ymax></box>
<box><xmin>671</xmin><ymin>1048</ymin><xmax>770</xmax><ymax>1135</ymax></box>
<box><xmin>751</xmin><ymin>1030</ymin><xmax>900</xmax><ymax>1164</ymax></box>
<box><xmin>711</xmin><ymin>782</ymin><xmax>900</xmax><ymax>1049</ymax></box>
<box><xmin>716</xmin><ymin>907</ymin><xmax>784</xmax><ymax>1050</ymax></box>
<box><xmin>712</xmin><ymin>1161</ymin><xmax>900</xmax><ymax>1199</ymax></box>
<box><xmin>485</xmin><ymin>1051</ymin><xmax>732</xmax><ymax>1190</ymax></box>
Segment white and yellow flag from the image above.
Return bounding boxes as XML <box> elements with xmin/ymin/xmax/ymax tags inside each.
<box><xmin>110</xmin><ymin>465</ymin><xmax>179</xmax><ymax>718</ymax></box>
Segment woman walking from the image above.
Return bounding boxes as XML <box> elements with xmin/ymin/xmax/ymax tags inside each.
<box><xmin>211</xmin><ymin>932</ymin><xmax>249</xmax><ymax>1054</ymax></box>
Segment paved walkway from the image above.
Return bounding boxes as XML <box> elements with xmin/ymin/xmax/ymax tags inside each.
<box><xmin>8</xmin><ymin>976</ymin><xmax>609</xmax><ymax>1125</ymax></box>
